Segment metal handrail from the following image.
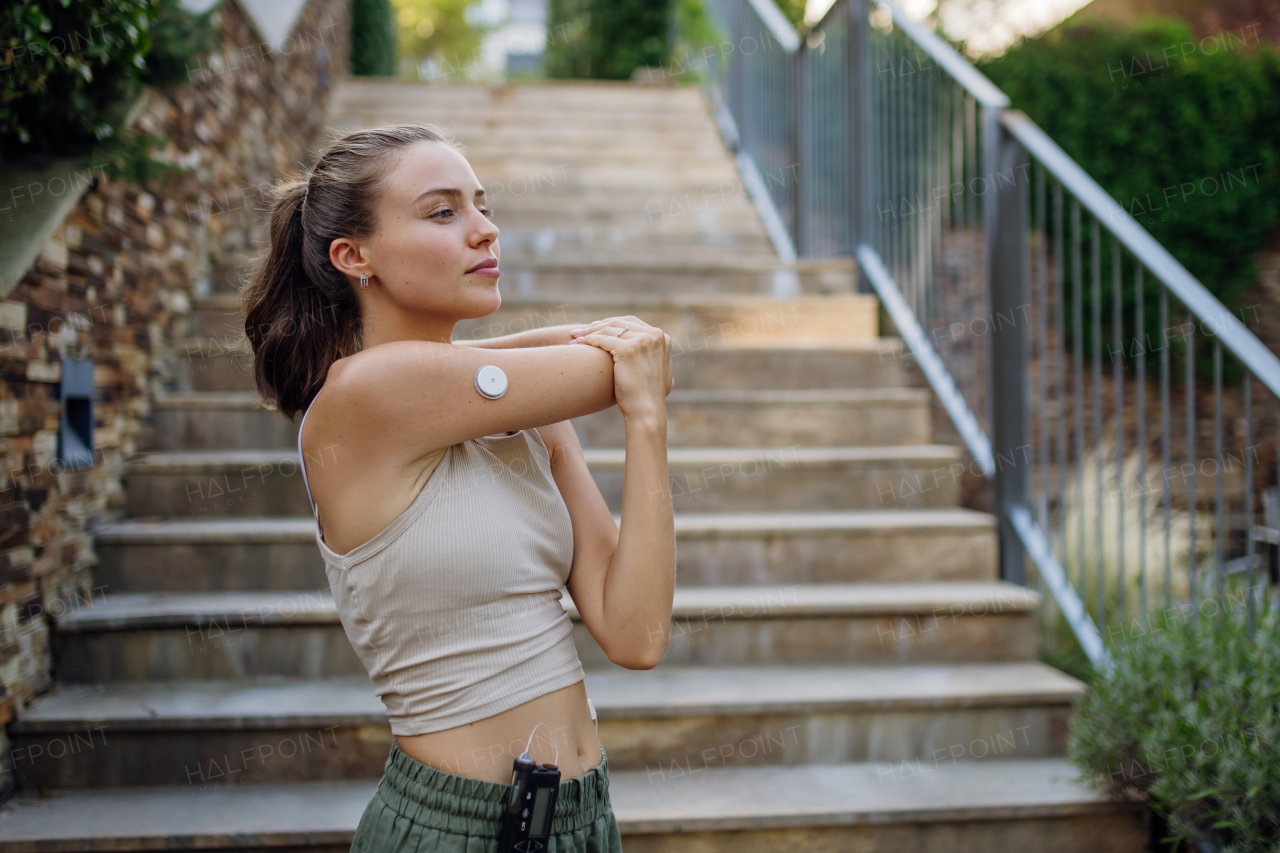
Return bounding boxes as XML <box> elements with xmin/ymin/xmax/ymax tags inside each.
<box><xmin>857</xmin><ymin>245</ymin><xmax>994</xmax><ymax>474</ymax></box>
<box><xmin>704</xmin><ymin>0</ymin><xmax>803</xmax><ymax>264</ymax></box>
<box><xmin>746</xmin><ymin>0</ymin><xmax>799</xmax><ymax>51</ymax></box>
<box><xmin>1001</xmin><ymin>110</ymin><xmax>1280</xmax><ymax>398</ymax></box>
<box><xmin>706</xmin><ymin>0</ymin><xmax>1278</xmax><ymax>665</ymax></box>
<box><xmin>878</xmin><ymin>1</ymin><xmax>1009</xmax><ymax>109</ymax></box>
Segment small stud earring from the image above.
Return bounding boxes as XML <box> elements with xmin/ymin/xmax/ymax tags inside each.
<box><xmin>359</xmin><ymin>273</ymin><xmax>369</xmax><ymax>290</ymax></box>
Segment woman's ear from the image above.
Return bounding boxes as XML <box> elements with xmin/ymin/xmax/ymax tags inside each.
<box><xmin>329</xmin><ymin>236</ymin><xmax>372</xmax><ymax>283</ymax></box>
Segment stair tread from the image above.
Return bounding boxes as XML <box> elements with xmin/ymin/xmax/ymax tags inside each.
<box><xmin>0</xmin><ymin>758</ymin><xmax>1128</xmax><ymax>849</ymax></box>
<box><xmin>587</xmin><ymin>662</ymin><xmax>1082</xmax><ymax>715</ymax></box>
<box><xmin>126</xmin><ymin>444</ymin><xmax>960</xmax><ymax>472</ymax></box>
<box><xmin>57</xmin><ymin>582</ymin><xmax>1039</xmax><ymax>632</ymax></box>
<box><xmin>0</xmin><ymin>779</ymin><xmax>377</xmax><ymax>851</ymax></box>
<box><xmin>93</xmin><ymin>509</ymin><xmax>995</xmax><ymax>541</ymax></box>
<box><xmin>14</xmin><ymin>662</ymin><xmax>1081</xmax><ymax>731</ymax></box>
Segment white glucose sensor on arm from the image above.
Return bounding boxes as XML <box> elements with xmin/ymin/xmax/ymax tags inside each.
<box><xmin>474</xmin><ymin>364</ymin><xmax>509</xmax><ymax>399</ymax></box>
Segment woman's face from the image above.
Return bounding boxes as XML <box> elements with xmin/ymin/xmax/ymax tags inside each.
<box><xmin>361</xmin><ymin>140</ymin><xmax>501</xmax><ymax>320</ymax></box>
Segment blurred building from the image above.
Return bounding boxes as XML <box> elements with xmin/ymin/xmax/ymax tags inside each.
<box><xmin>473</xmin><ymin>0</ymin><xmax>549</xmax><ymax>78</ymax></box>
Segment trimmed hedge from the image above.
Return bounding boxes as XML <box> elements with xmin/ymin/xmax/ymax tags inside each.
<box><xmin>978</xmin><ymin>16</ymin><xmax>1280</xmax><ymax>316</ymax></box>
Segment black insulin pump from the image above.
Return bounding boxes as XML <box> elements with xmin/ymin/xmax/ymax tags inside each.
<box><xmin>498</xmin><ymin>753</ymin><xmax>560</xmax><ymax>853</ymax></box>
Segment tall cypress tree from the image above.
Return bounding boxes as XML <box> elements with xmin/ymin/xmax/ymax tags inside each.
<box><xmin>351</xmin><ymin>0</ymin><xmax>396</xmax><ymax>76</ymax></box>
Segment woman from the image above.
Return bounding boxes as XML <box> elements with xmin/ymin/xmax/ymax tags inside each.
<box><xmin>242</xmin><ymin>123</ymin><xmax>676</xmax><ymax>852</ymax></box>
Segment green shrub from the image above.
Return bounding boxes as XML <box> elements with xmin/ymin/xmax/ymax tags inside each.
<box><xmin>545</xmin><ymin>0</ymin><xmax>673</xmax><ymax>80</ymax></box>
<box><xmin>0</xmin><ymin>0</ymin><xmax>214</xmax><ymax>162</ymax></box>
<box><xmin>663</xmin><ymin>0</ymin><xmax>724</xmax><ymax>83</ymax></box>
<box><xmin>1069</xmin><ymin>597</ymin><xmax>1280</xmax><ymax>851</ymax></box>
<box><xmin>351</xmin><ymin>0</ymin><xmax>395</xmax><ymax>75</ymax></box>
<box><xmin>978</xmin><ymin>17</ymin><xmax>1280</xmax><ymax>318</ymax></box>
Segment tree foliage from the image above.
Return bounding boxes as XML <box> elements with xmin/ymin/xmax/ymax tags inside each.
<box><xmin>545</xmin><ymin>0</ymin><xmax>673</xmax><ymax>80</ymax></box>
<box><xmin>390</xmin><ymin>0</ymin><xmax>488</xmax><ymax>81</ymax></box>
<box><xmin>0</xmin><ymin>0</ymin><xmax>214</xmax><ymax>162</ymax></box>
<box><xmin>978</xmin><ymin>16</ymin><xmax>1280</xmax><ymax>314</ymax></box>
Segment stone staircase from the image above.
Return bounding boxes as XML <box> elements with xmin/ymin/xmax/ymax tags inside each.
<box><xmin>0</xmin><ymin>80</ymin><xmax>1143</xmax><ymax>851</ymax></box>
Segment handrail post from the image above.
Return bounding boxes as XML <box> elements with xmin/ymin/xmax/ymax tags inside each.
<box><xmin>789</xmin><ymin>47</ymin><xmax>803</xmax><ymax>253</ymax></box>
<box><xmin>731</xmin><ymin>4</ymin><xmax>744</xmax><ymax>133</ymax></box>
<box><xmin>848</xmin><ymin>0</ymin><xmax>870</xmax><ymax>274</ymax></box>
<box><xmin>990</xmin><ymin>121</ymin><xmax>1030</xmax><ymax>585</ymax></box>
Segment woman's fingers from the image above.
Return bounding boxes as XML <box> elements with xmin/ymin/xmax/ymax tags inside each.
<box><xmin>571</xmin><ymin>330</ymin><xmax>625</xmax><ymax>352</ymax></box>
<box><xmin>570</xmin><ymin>315</ymin><xmax>656</xmax><ymax>338</ymax></box>
<box><xmin>572</xmin><ymin>326</ymin><xmax>622</xmax><ymax>342</ymax></box>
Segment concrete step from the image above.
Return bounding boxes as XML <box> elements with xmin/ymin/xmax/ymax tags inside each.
<box><xmin>575</xmin><ymin>582</ymin><xmax>1038</xmax><ymax>669</ymax></box>
<box><xmin>464</xmin><ymin>153</ymin><xmax>746</xmax><ymax>173</ymax></box>
<box><xmin>336</xmin><ymin>112</ymin><xmax>721</xmax><ymax>137</ymax></box>
<box><xmin>489</xmin><ymin>257</ymin><xmax>831</xmax><ymax>297</ymax></box>
<box><xmin>0</xmin><ymin>759</ymin><xmax>1144</xmax><ymax>853</ymax></box>
<box><xmin>446</xmin><ymin>126</ymin><xmax>733</xmax><ymax>148</ymax></box>
<box><xmin>90</xmin><ymin>509</ymin><xmax>997</xmax><ymax>592</ymax></box>
<box><xmin>333</xmin><ymin>103</ymin><xmax>721</xmax><ymax>128</ymax></box>
<box><xmin>576</xmin><ymin>388</ymin><xmax>931</xmax><ymax>448</ymax></box>
<box><xmin>330</xmin><ymin>79</ymin><xmax>711</xmax><ymax>110</ymax></box>
<box><xmin>669</xmin><ymin>340</ymin><xmax>913</xmax><ymax>389</ymax></box>
<box><xmin>191</xmin><ymin>292</ymin><xmax>870</xmax><ymax>349</ymax></box>
<box><xmin>195</xmin><ymin>192</ymin><xmax>764</xmax><ymax>234</ymax></box>
<box><xmin>9</xmin><ymin>662</ymin><xmax>1081</xmax><ymax>787</ymax></box>
<box><xmin>493</xmin><ymin>228</ymin><xmax>773</xmax><ymax>257</ymax></box>
<box><xmin>124</xmin><ymin>444</ymin><xmax>962</xmax><ymax>518</ymax></box>
<box><xmin>198</xmin><ymin>261</ymin><xmax>852</xmax><ymax>316</ymax></box>
<box><xmin>333</xmin><ymin>98</ymin><xmax>718</xmax><ymax>122</ymax></box>
<box><xmin>149</xmin><ymin>387</ymin><xmax>930</xmax><ymax>450</ymax></box>
<box><xmin>330</xmin><ymin>103</ymin><xmax>716</xmax><ymax>130</ymax></box>
<box><xmin>372</xmin><ymin>159</ymin><xmax>754</xmax><ymax>195</ymax></box>
<box><xmin>177</xmin><ymin>338</ymin><xmax>914</xmax><ymax>394</ymax></box>
<box><xmin>457</xmin><ymin>194</ymin><xmax>771</xmax><ymax>223</ymax></box>
<box><xmin>450</xmin><ymin>132</ymin><xmax>735</xmax><ymax>156</ymax></box>
<box><xmin>53</xmin><ymin>583</ymin><xmax>1039</xmax><ymax>681</ymax></box>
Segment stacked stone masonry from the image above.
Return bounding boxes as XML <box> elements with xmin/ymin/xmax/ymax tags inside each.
<box><xmin>0</xmin><ymin>0</ymin><xmax>349</xmax><ymax>795</ymax></box>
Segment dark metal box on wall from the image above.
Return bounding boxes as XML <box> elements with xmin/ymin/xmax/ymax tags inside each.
<box><xmin>59</xmin><ymin>355</ymin><xmax>94</xmax><ymax>470</ymax></box>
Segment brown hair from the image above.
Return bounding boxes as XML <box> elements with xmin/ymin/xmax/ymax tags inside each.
<box><xmin>242</xmin><ymin>124</ymin><xmax>458</xmax><ymax>419</ymax></box>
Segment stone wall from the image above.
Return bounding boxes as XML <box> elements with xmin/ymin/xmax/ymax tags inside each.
<box><xmin>0</xmin><ymin>0</ymin><xmax>350</xmax><ymax>795</ymax></box>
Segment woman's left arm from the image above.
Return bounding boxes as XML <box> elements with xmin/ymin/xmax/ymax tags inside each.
<box><xmin>535</xmin><ymin>419</ymin><xmax>620</xmax><ymax>576</ymax></box>
<box><xmin>536</xmin><ymin>419</ymin><xmax>673</xmax><ymax>668</ymax></box>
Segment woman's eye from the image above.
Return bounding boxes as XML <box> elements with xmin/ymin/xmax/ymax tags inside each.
<box><xmin>479</xmin><ymin>207</ymin><xmax>494</xmax><ymax>220</ymax></box>
<box><xmin>430</xmin><ymin>207</ymin><xmax>454</xmax><ymax>220</ymax></box>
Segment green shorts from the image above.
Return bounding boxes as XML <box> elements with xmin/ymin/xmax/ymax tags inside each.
<box><xmin>351</xmin><ymin>741</ymin><xmax>623</xmax><ymax>853</ymax></box>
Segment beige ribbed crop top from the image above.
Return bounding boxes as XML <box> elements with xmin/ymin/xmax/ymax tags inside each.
<box><xmin>297</xmin><ymin>388</ymin><xmax>586</xmax><ymax>736</ymax></box>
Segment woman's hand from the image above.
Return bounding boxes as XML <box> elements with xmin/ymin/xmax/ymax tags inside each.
<box><xmin>570</xmin><ymin>316</ymin><xmax>673</xmax><ymax>419</ymax></box>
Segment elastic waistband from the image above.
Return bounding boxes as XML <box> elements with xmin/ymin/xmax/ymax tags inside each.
<box><xmin>375</xmin><ymin>741</ymin><xmax>612</xmax><ymax>838</ymax></box>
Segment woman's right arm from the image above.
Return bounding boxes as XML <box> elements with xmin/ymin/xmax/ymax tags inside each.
<box><xmin>560</xmin><ymin>317</ymin><xmax>676</xmax><ymax>669</ymax></box>
<box><xmin>321</xmin><ymin>338</ymin><xmax>617</xmax><ymax>461</ymax></box>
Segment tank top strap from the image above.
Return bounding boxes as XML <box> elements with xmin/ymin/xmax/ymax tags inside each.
<box><xmin>297</xmin><ymin>390</ymin><xmax>323</xmax><ymax>536</ymax></box>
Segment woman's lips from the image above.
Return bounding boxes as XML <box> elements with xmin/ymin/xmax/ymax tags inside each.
<box><xmin>466</xmin><ymin>258</ymin><xmax>500</xmax><ymax>277</ymax></box>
